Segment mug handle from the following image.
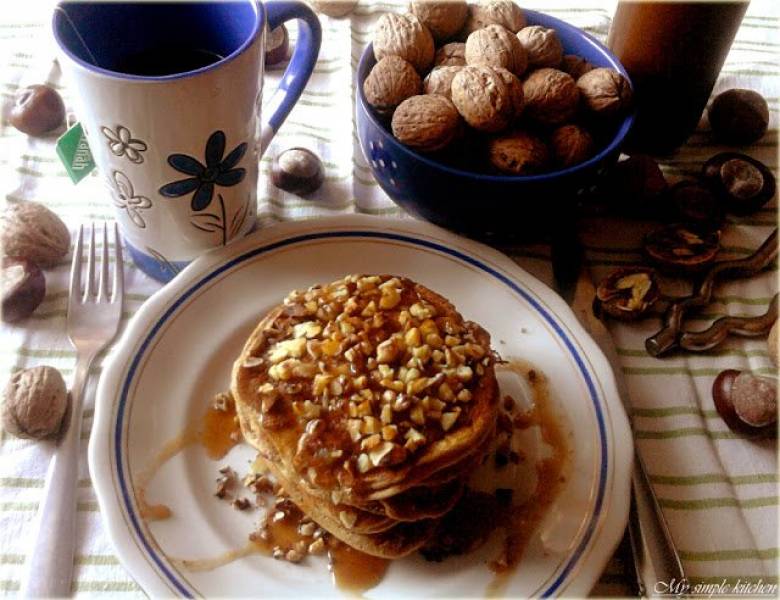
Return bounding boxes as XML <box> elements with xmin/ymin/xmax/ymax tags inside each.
<box><xmin>260</xmin><ymin>1</ymin><xmax>322</xmax><ymax>154</ymax></box>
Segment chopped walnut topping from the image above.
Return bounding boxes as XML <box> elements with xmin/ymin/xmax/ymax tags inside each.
<box><xmin>232</xmin><ymin>497</ymin><xmax>251</xmax><ymax>511</ymax></box>
<box><xmin>212</xmin><ymin>392</ymin><xmax>234</xmax><ymax>412</ymax></box>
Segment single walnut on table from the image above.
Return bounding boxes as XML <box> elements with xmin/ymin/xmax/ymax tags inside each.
<box><xmin>516</xmin><ymin>25</ymin><xmax>563</xmax><ymax>68</ymax></box>
<box><xmin>576</xmin><ymin>67</ymin><xmax>632</xmax><ymax>117</ymax></box>
<box><xmin>465</xmin><ymin>24</ymin><xmax>528</xmax><ymax>76</ymax></box>
<box><xmin>410</xmin><ymin>0</ymin><xmax>469</xmax><ymax>43</ymax></box>
<box><xmin>364</xmin><ymin>55</ymin><xmax>422</xmax><ymax>115</ymax></box>
<box><xmin>1</xmin><ymin>200</ymin><xmax>70</xmax><ymax>268</ymax></box>
<box><xmin>550</xmin><ymin>124</ymin><xmax>593</xmax><ymax>168</ymax></box>
<box><xmin>522</xmin><ymin>67</ymin><xmax>579</xmax><ymax>126</ymax></box>
<box><xmin>462</xmin><ymin>0</ymin><xmax>526</xmax><ymax>36</ymax></box>
<box><xmin>434</xmin><ymin>42</ymin><xmax>466</xmax><ymax>67</ymax></box>
<box><xmin>488</xmin><ymin>130</ymin><xmax>549</xmax><ymax>175</ymax></box>
<box><xmin>423</xmin><ymin>66</ymin><xmax>463</xmax><ymax>100</ymax></box>
<box><xmin>451</xmin><ymin>65</ymin><xmax>513</xmax><ymax>132</ymax></box>
<box><xmin>373</xmin><ymin>12</ymin><xmax>435</xmax><ymax>74</ymax></box>
<box><xmin>391</xmin><ymin>94</ymin><xmax>462</xmax><ymax>152</ymax></box>
<box><xmin>2</xmin><ymin>365</ymin><xmax>69</xmax><ymax>440</ymax></box>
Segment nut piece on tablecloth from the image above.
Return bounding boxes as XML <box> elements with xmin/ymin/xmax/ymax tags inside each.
<box><xmin>434</xmin><ymin>42</ymin><xmax>466</xmax><ymax>67</ymax></box>
<box><xmin>9</xmin><ymin>85</ymin><xmax>66</xmax><ymax>137</ymax></box>
<box><xmin>465</xmin><ymin>24</ymin><xmax>528</xmax><ymax>76</ymax></box>
<box><xmin>310</xmin><ymin>0</ymin><xmax>358</xmax><ymax>18</ymax></box>
<box><xmin>516</xmin><ymin>25</ymin><xmax>563</xmax><ymax>68</ymax></box>
<box><xmin>594</xmin><ymin>266</ymin><xmax>660</xmax><ymax>321</ymax></box>
<box><xmin>451</xmin><ymin>65</ymin><xmax>513</xmax><ymax>132</ymax></box>
<box><xmin>487</xmin><ymin>130</ymin><xmax>549</xmax><ymax>175</ymax></box>
<box><xmin>373</xmin><ymin>12</ymin><xmax>435</xmax><ymax>74</ymax></box>
<box><xmin>265</xmin><ymin>25</ymin><xmax>289</xmax><ymax>67</ymax></box>
<box><xmin>2</xmin><ymin>366</ymin><xmax>69</xmax><ymax>440</ymax></box>
<box><xmin>560</xmin><ymin>54</ymin><xmax>594</xmax><ymax>80</ymax></box>
<box><xmin>364</xmin><ymin>56</ymin><xmax>423</xmax><ymax>115</ymax></box>
<box><xmin>2</xmin><ymin>258</ymin><xmax>46</xmax><ymax>323</ymax></box>
<box><xmin>666</xmin><ymin>180</ymin><xmax>724</xmax><ymax>228</ymax></box>
<box><xmin>492</xmin><ymin>67</ymin><xmax>524</xmax><ymax>121</ymax></box>
<box><xmin>1</xmin><ymin>200</ymin><xmax>70</xmax><ymax>268</ymax></box>
<box><xmin>391</xmin><ymin>94</ymin><xmax>462</xmax><ymax>152</ymax></box>
<box><xmin>643</xmin><ymin>223</ymin><xmax>721</xmax><ymax>273</ymax></box>
<box><xmin>423</xmin><ymin>66</ymin><xmax>463</xmax><ymax>100</ymax></box>
<box><xmin>701</xmin><ymin>152</ymin><xmax>776</xmax><ymax>216</ymax></box>
<box><xmin>522</xmin><ymin>68</ymin><xmax>579</xmax><ymax>126</ymax></box>
<box><xmin>712</xmin><ymin>369</ymin><xmax>777</xmax><ymax>437</ymax></box>
<box><xmin>768</xmin><ymin>320</ymin><xmax>779</xmax><ymax>367</ymax></box>
<box><xmin>549</xmin><ymin>124</ymin><xmax>593</xmax><ymax>168</ymax></box>
<box><xmin>576</xmin><ymin>68</ymin><xmax>632</xmax><ymax>118</ymax></box>
<box><xmin>410</xmin><ymin>0</ymin><xmax>469</xmax><ymax>43</ymax></box>
<box><xmin>708</xmin><ymin>88</ymin><xmax>769</xmax><ymax>146</ymax></box>
<box><xmin>462</xmin><ymin>0</ymin><xmax>526</xmax><ymax>36</ymax></box>
<box><xmin>271</xmin><ymin>148</ymin><xmax>325</xmax><ymax>195</ymax></box>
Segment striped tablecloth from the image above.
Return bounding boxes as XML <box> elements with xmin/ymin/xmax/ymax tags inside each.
<box><xmin>0</xmin><ymin>1</ymin><xmax>777</xmax><ymax>597</ymax></box>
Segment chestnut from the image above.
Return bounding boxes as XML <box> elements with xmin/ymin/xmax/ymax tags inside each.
<box><xmin>1</xmin><ymin>258</ymin><xmax>46</xmax><ymax>323</ymax></box>
<box><xmin>9</xmin><ymin>85</ymin><xmax>65</xmax><ymax>137</ymax></box>
<box><xmin>603</xmin><ymin>154</ymin><xmax>668</xmax><ymax>218</ymax></box>
<box><xmin>666</xmin><ymin>180</ymin><xmax>724</xmax><ymax>229</ymax></box>
<box><xmin>701</xmin><ymin>152</ymin><xmax>776</xmax><ymax>216</ymax></box>
<box><xmin>712</xmin><ymin>369</ymin><xmax>777</xmax><ymax>437</ymax></box>
<box><xmin>708</xmin><ymin>89</ymin><xmax>769</xmax><ymax>146</ymax></box>
<box><xmin>265</xmin><ymin>25</ymin><xmax>289</xmax><ymax>67</ymax></box>
<box><xmin>644</xmin><ymin>223</ymin><xmax>721</xmax><ymax>273</ymax></box>
<box><xmin>271</xmin><ymin>147</ymin><xmax>324</xmax><ymax>195</ymax></box>
<box><xmin>594</xmin><ymin>266</ymin><xmax>660</xmax><ymax>321</ymax></box>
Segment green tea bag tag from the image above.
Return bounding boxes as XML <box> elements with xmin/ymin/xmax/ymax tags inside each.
<box><xmin>56</xmin><ymin>122</ymin><xmax>95</xmax><ymax>183</ymax></box>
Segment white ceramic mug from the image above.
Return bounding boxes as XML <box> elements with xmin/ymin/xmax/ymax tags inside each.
<box><xmin>53</xmin><ymin>1</ymin><xmax>321</xmax><ymax>281</ymax></box>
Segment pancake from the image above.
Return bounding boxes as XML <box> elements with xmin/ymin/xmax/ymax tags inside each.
<box><xmin>231</xmin><ymin>274</ymin><xmax>499</xmax><ymax>558</ymax></box>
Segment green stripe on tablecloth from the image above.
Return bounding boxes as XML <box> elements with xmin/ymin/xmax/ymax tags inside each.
<box><xmin>0</xmin><ymin>553</ymin><xmax>117</xmax><ymax>566</ymax></box>
<box><xmin>690</xmin><ymin>576</ymin><xmax>779</xmax><ymax>585</ymax></box>
<box><xmin>0</xmin><ymin>501</ymin><xmax>99</xmax><ymax>512</ymax></box>
<box><xmin>659</xmin><ymin>496</ymin><xmax>779</xmax><ymax>510</ymax></box>
<box><xmin>0</xmin><ymin>477</ymin><xmax>91</xmax><ymax>489</ymax></box>
<box><xmin>617</xmin><ymin>347</ymin><xmax>770</xmax><ymax>359</ymax></box>
<box><xmin>650</xmin><ymin>473</ymin><xmax>779</xmax><ymax>486</ymax></box>
<box><xmin>72</xmin><ymin>581</ymin><xmax>141</xmax><ymax>592</ymax></box>
<box><xmin>624</xmin><ymin>366</ymin><xmax>776</xmax><ymax>377</ymax></box>
<box><xmin>632</xmin><ymin>407</ymin><xmax>720</xmax><ymax>418</ymax></box>
<box><xmin>635</xmin><ymin>428</ymin><xmax>740</xmax><ymax>440</ymax></box>
<box><xmin>0</xmin><ymin>580</ymin><xmax>20</xmax><ymax>592</ymax></box>
<box><xmin>680</xmin><ymin>548</ymin><xmax>780</xmax><ymax>561</ymax></box>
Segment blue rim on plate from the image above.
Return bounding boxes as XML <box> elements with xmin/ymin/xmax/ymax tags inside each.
<box><xmin>109</xmin><ymin>228</ymin><xmax>613</xmax><ymax>597</ymax></box>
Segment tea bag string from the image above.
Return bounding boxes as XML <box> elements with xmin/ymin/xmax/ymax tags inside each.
<box><xmin>54</xmin><ymin>6</ymin><xmax>99</xmax><ymax>67</ymax></box>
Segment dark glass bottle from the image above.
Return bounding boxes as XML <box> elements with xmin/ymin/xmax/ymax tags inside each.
<box><xmin>608</xmin><ymin>1</ymin><xmax>749</xmax><ymax>154</ymax></box>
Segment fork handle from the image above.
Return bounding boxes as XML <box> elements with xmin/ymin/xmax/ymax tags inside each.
<box><xmin>20</xmin><ymin>354</ymin><xmax>94</xmax><ymax>598</ymax></box>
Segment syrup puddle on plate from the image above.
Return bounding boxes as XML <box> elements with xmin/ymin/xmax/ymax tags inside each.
<box><xmin>134</xmin><ymin>360</ymin><xmax>569</xmax><ymax>596</ymax></box>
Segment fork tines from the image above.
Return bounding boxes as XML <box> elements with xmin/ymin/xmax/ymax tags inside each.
<box><xmin>69</xmin><ymin>222</ymin><xmax>124</xmax><ymax>303</ymax></box>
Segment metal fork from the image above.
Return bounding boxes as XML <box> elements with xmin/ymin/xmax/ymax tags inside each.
<box><xmin>20</xmin><ymin>223</ymin><xmax>124</xmax><ymax>598</ymax></box>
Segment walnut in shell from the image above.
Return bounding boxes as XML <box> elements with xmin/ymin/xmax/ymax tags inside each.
<box><xmin>364</xmin><ymin>55</ymin><xmax>423</xmax><ymax>115</ymax></box>
<box><xmin>434</xmin><ymin>42</ymin><xmax>466</xmax><ymax>67</ymax></box>
<box><xmin>576</xmin><ymin>68</ymin><xmax>632</xmax><ymax>117</ymax></box>
<box><xmin>463</xmin><ymin>0</ymin><xmax>526</xmax><ymax>36</ymax></box>
<box><xmin>1</xmin><ymin>200</ymin><xmax>70</xmax><ymax>268</ymax></box>
<box><xmin>465</xmin><ymin>24</ymin><xmax>528</xmax><ymax>76</ymax></box>
<box><xmin>516</xmin><ymin>25</ymin><xmax>563</xmax><ymax>68</ymax></box>
<box><xmin>373</xmin><ymin>13</ymin><xmax>435</xmax><ymax>74</ymax></box>
<box><xmin>550</xmin><ymin>124</ymin><xmax>594</xmax><ymax>168</ymax></box>
<box><xmin>522</xmin><ymin>67</ymin><xmax>579</xmax><ymax>126</ymax></box>
<box><xmin>2</xmin><ymin>365</ymin><xmax>68</xmax><ymax>440</ymax></box>
<box><xmin>492</xmin><ymin>67</ymin><xmax>524</xmax><ymax>120</ymax></box>
<box><xmin>391</xmin><ymin>94</ymin><xmax>462</xmax><ymax>152</ymax></box>
<box><xmin>423</xmin><ymin>66</ymin><xmax>463</xmax><ymax>100</ymax></box>
<box><xmin>451</xmin><ymin>65</ymin><xmax>513</xmax><ymax>132</ymax></box>
<box><xmin>410</xmin><ymin>0</ymin><xmax>469</xmax><ymax>42</ymax></box>
<box><xmin>560</xmin><ymin>54</ymin><xmax>594</xmax><ymax>80</ymax></box>
<box><xmin>488</xmin><ymin>130</ymin><xmax>549</xmax><ymax>175</ymax></box>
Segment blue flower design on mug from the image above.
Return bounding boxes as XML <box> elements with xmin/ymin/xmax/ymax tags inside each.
<box><xmin>158</xmin><ymin>130</ymin><xmax>247</xmax><ymax>211</ymax></box>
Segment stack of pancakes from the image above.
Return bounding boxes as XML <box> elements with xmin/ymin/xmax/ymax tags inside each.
<box><xmin>232</xmin><ymin>275</ymin><xmax>499</xmax><ymax>558</ymax></box>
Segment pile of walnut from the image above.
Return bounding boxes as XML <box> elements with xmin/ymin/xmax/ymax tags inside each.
<box><xmin>363</xmin><ymin>0</ymin><xmax>632</xmax><ymax>175</ymax></box>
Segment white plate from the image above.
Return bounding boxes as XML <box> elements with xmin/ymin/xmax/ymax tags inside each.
<box><xmin>90</xmin><ymin>215</ymin><xmax>632</xmax><ymax>598</ymax></box>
